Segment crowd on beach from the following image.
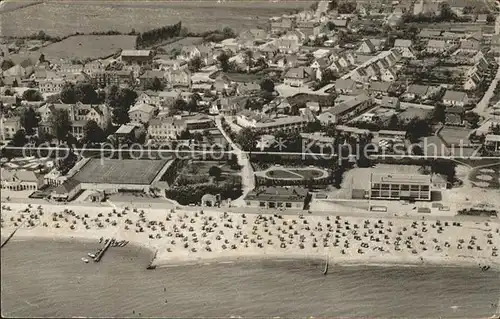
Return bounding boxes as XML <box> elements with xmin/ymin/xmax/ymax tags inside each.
<box><xmin>1</xmin><ymin>203</ymin><xmax>499</xmax><ymax>269</ymax></box>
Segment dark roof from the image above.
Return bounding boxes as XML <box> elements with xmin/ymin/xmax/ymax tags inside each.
<box><xmin>244</xmin><ymin>187</ymin><xmax>307</xmax><ymax>202</ymax></box>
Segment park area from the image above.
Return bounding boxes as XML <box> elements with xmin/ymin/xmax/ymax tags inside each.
<box><xmin>469</xmin><ymin>164</ymin><xmax>500</xmax><ymax>189</ymax></box>
<box><xmin>174</xmin><ymin>160</ymin><xmax>241</xmax><ymax>186</ymax></box>
<box><xmin>38</xmin><ymin>35</ymin><xmax>137</xmax><ymax>61</ymax></box>
<box><xmin>259</xmin><ymin>166</ymin><xmax>328</xmax><ymax>181</ymax></box>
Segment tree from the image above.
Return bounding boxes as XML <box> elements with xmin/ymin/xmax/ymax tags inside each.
<box><xmin>21</xmin><ymin>89</ymin><xmax>43</xmax><ymax>102</ymax></box>
<box><xmin>83</xmin><ymin>120</ymin><xmax>107</xmax><ymax>144</ymax></box>
<box><xmin>260</xmin><ymin>78</ymin><xmax>275</xmax><ymax>93</ymax></box>
<box><xmin>465</xmin><ymin>111</ymin><xmax>480</xmax><ymax>129</ymax></box>
<box><xmin>144</xmin><ymin>77</ymin><xmax>165</xmax><ymax>91</ymax></box>
<box><xmin>60</xmin><ymin>82</ymin><xmax>99</xmax><ymax>104</ymax></box>
<box><xmin>4</xmin><ymin>88</ymin><xmax>14</xmax><ymax>96</ymax></box>
<box><xmin>222</xmin><ymin>27</ymin><xmax>236</xmax><ymax>39</ymax></box>
<box><xmin>50</xmin><ymin>109</ymin><xmax>72</xmax><ymax>142</ymax></box>
<box><xmin>178</xmin><ymin>129</ymin><xmax>192</xmax><ymax>140</ymax></box>
<box><xmin>432</xmin><ymin>104</ymin><xmax>446</xmax><ymax>124</ymax></box>
<box><xmin>217</xmin><ymin>52</ymin><xmax>230</xmax><ymax>72</ymax></box>
<box><xmin>20</xmin><ymin>107</ymin><xmax>39</xmax><ymax>135</ymax></box>
<box><xmin>56</xmin><ymin>151</ymin><xmax>77</xmax><ymax>175</ymax></box>
<box><xmin>11</xmin><ymin>130</ymin><xmax>27</xmax><ymax>147</ymax></box>
<box><xmin>405</xmin><ymin>118</ymin><xmax>432</xmax><ymax>143</ymax></box>
<box><xmin>107</xmin><ymin>87</ymin><xmax>138</xmax><ymax>125</ymax></box>
<box><xmin>290</xmin><ymin>104</ymin><xmax>300</xmax><ymax>116</ymax></box>
<box><xmin>1</xmin><ymin>59</ymin><xmax>14</xmax><ymax>71</ymax></box>
<box><xmin>75</xmin><ymin>82</ymin><xmax>99</xmax><ymax>104</ymax></box>
<box><xmin>188</xmin><ymin>56</ymin><xmax>203</xmax><ymax>72</ymax></box>
<box><xmin>235</xmin><ymin>127</ymin><xmax>259</xmax><ymax>152</ymax></box>
<box><xmin>430</xmin><ymin>160</ymin><xmax>456</xmax><ymax>184</ymax></box>
<box><xmin>387</xmin><ymin>114</ymin><xmax>401</xmax><ymax>130</ymax></box>
<box><xmin>208</xmin><ymin>165</ymin><xmax>222</xmax><ymax>182</ymax></box>
<box><xmin>60</xmin><ymin>82</ymin><xmax>77</xmax><ymax>104</ymax></box>
<box><xmin>170</xmin><ymin>99</ymin><xmax>187</xmax><ymax>115</ymax></box>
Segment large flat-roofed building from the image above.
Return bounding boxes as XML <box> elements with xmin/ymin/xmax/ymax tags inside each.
<box><xmin>70</xmin><ymin>158</ymin><xmax>170</xmax><ymax>192</ymax></box>
<box><xmin>244</xmin><ymin>187</ymin><xmax>307</xmax><ymax>209</ymax></box>
<box><xmin>369</xmin><ymin>173</ymin><xmax>431</xmax><ymax>201</ymax></box>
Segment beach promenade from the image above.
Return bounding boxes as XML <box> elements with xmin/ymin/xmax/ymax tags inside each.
<box><xmin>1</xmin><ymin>202</ymin><xmax>499</xmax><ymax>270</ymax></box>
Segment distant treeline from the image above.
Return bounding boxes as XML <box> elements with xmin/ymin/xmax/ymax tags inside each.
<box><xmin>135</xmin><ymin>22</ymin><xmax>183</xmax><ymax>48</ymax></box>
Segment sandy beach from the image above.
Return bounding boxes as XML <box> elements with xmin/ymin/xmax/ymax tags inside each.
<box><xmin>1</xmin><ymin>202</ymin><xmax>499</xmax><ymax>270</ymax></box>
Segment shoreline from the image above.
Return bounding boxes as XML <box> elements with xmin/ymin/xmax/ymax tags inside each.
<box><xmin>3</xmin><ymin>230</ymin><xmax>500</xmax><ymax>272</ymax></box>
<box><xmin>1</xmin><ymin>202</ymin><xmax>499</xmax><ymax>273</ymax></box>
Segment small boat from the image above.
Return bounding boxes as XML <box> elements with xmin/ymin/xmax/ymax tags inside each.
<box><xmin>81</xmin><ymin>257</ymin><xmax>89</xmax><ymax>263</ymax></box>
<box><xmin>88</xmin><ymin>253</ymin><xmax>96</xmax><ymax>259</ymax></box>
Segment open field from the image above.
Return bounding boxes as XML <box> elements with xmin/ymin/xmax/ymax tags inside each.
<box><xmin>39</xmin><ymin>35</ymin><xmax>137</xmax><ymax>61</ymax></box>
<box><xmin>159</xmin><ymin>37</ymin><xmax>203</xmax><ymax>53</ymax></box>
<box><xmin>397</xmin><ymin>107</ymin><xmax>432</xmax><ymax>122</ymax></box>
<box><xmin>73</xmin><ymin>159</ymin><xmax>167</xmax><ymax>185</ymax></box>
<box><xmin>0</xmin><ymin>0</ymin><xmax>312</xmax><ymax>37</ymax></box>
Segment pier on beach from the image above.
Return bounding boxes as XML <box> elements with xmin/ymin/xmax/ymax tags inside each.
<box><xmin>94</xmin><ymin>238</ymin><xmax>114</xmax><ymax>262</ymax></box>
<box><xmin>1</xmin><ymin>221</ymin><xmax>25</xmax><ymax>248</ymax></box>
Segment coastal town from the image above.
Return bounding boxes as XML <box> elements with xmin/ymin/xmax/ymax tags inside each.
<box><xmin>1</xmin><ymin>0</ymin><xmax>500</xmax><ymax>278</ymax></box>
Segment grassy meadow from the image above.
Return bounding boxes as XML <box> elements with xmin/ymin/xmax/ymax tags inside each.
<box><xmin>0</xmin><ymin>0</ymin><xmax>313</xmax><ymax>37</ymax></box>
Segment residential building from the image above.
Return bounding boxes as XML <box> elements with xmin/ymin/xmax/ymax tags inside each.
<box><xmin>317</xmin><ymin>94</ymin><xmax>372</xmax><ymax>124</ymax></box>
<box><xmin>136</xmin><ymin>91</ymin><xmax>162</xmax><ymax>108</ymax></box>
<box><xmin>165</xmin><ymin>69</ymin><xmax>191</xmax><ymax>88</ymax></box>
<box><xmin>283</xmin><ymin>67</ymin><xmax>313</xmax><ymax>87</ymax></box>
<box><xmin>0</xmin><ymin>116</ymin><xmax>21</xmax><ymax>140</ymax></box>
<box><xmin>368</xmin><ymin>81</ymin><xmax>391</xmax><ymax>96</ymax></box>
<box><xmin>0</xmin><ymin>168</ymin><xmax>43</xmax><ymax>191</ymax></box>
<box><xmin>403</xmin><ymin>84</ymin><xmax>430</xmax><ymax>100</ymax></box>
<box><xmin>357</xmin><ymin>39</ymin><xmax>377</xmax><ymax>54</ymax></box>
<box><xmin>50</xmin><ymin>179</ymin><xmax>82</xmax><ymax>202</ymax></box>
<box><xmin>442</xmin><ymin>90</ymin><xmax>469</xmax><ymax>107</ymax></box>
<box><xmin>394</xmin><ymin>39</ymin><xmax>415</xmax><ymax>58</ymax></box>
<box><xmin>57</xmin><ymin>63</ymin><xmax>83</xmax><ymax>76</ymax></box>
<box><xmin>380</xmin><ymin>96</ymin><xmax>400</xmax><ymax>109</ymax></box>
<box><xmin>236</xmin><ymin>111</ymin><xmax>311</xmax><ymax>134</ymax></box>
<box><xmin>426</xmin><ymin>40</ymin><xmax>447</xmax><ymax>53</ymax></box>
<box><xmin>459</xmin><ymin>40</ymin><xmax>480</xmax><ymax>53</ymax></box>
<box><xmin>83</xmin><ymin>60</ymin><xmax>105</xmax><ymax>77</ymax></box>
<box><xmin>335</xmin><ymin>79</ymin><xmax>356</xmax><ymax>94</ymax></box>
<box><xmin>381</xmin><ymin>69</ymin><xmax>397</xmax><ymax>82</ymax></box>
<box><xmin>114</xmin><ymin>124</ymin><xmax>137</xmax><ymax>144</ymax></box>
<box><xmin>270</xmin><ymin>17</ymin><xmax>295</xmax><ymax>35</ymax></box>
<box><xmin>37</xmin><ymin>102</ymin><xmax>111</xmax><ymax>139</ymax></box>
<box><xmin>38</xmin><ymin>78</ymin><xmax>65</xmax><ymax>94</ymax></box>
<box><xmin>239</xmin><ymin>29</ymin><xmax>269</xmax><ymax>42</ymax></box>
<box><xmin>485</xmin><ymin>134</ymin><xmax>500</xmax><ymax>151</ymax></box>
<box><xmin>120</xmin><ymin>50</ymin><xmax>153</xmax><ymax>65</ymax></box>
<box><xmin>128</xmin><ymin>103</ymin><xmax>157</xmax><ymax>124</ymax></box>
<box><xmin>92</xmin><ymin>70</ymin><xmax>134</xmax><ymax>88</ymax></box>
<box><xmin>369</xmin><ymin>173</ymin><xmax>431</xmax><ymax>201</ymax></box>
<box><xmin>148</xmin><ymin>114</ymin><xmax>213</xmax><ymax>141</ymax></box>
<box><xmin>244</xmin><ymin>187</ymin><xmax>307</xmax><ymax>209</ymax></box>
<box><xmin>138</xmin><ymin>70</ymin><xmax>166</xmax><ymax>87</ymax></box>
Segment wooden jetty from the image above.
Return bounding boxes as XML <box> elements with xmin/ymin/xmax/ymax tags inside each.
<box><xmin>1</xmin><ymin>221</ymin><xmax>25</xmax><ymax>249</ymax></box>
<box><xmin>94</xmin><ymin>238</ymin><xmax>114</xmax><ymax>262</ymax></box>
<box><xmin>146</xmin><ymin>249</ymin><xmax>158</xmax><ymax>270</ymax></box>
